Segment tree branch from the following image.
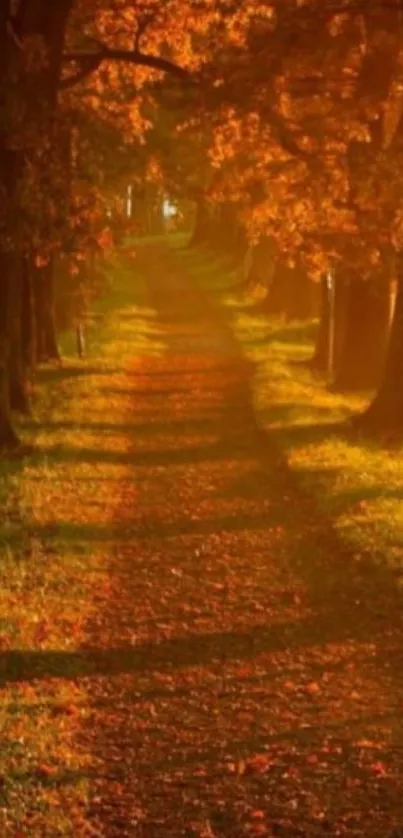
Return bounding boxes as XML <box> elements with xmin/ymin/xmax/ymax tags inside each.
<box><xmin>61</xmin><ymin>47</ymin><xmax>191</xmax><ymax>90</ymax></box>
<box><xmin>134</xmin><ymin>13</ymin><xmax>157</xmax><ymax>51</ymax></box>
<box><xmin>7</xmin><ymin>18</ymin><xmax>24</xmax><ymax>50</ymax></box>
<box><xmin>60</xmin><ymin>55</ymin><xmax>104</xmax><ymax>90</ymax></box>
<box><xmin>266</xmin><ymin>105</ymin><xmax>311</xmax><ymax>161</ymax></box>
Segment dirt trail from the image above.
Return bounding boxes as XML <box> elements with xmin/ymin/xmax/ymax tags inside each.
<box><xmin>74</xmin><ymin>245</ymin><xmax>403</xmax><ymax>836</ymax></box>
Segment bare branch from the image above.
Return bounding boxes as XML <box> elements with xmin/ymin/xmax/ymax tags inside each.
<box><xmin>265</xmin><ymin>105</ymin><xmax>311</xmax><ymax>161</ymax></box>
<box><xmin>7</xmin><ymin>18</ymin><xmax>23</xmax><ymax>49</ymax></box>
<box><xmin>61</xmin><ymin>47</ymin><xmax>191</xmax><ymax>91</ymax></box>
<box><xmin>60</xmin><ymin>55</ymin><xmax>104</xmax><ymax>90</ymax></box>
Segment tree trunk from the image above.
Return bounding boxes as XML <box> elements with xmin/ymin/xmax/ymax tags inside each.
<box><xmin>244</xmin><ymin>238</ymin><xmax>277</xmax><ymax>292</ymax></box>
<box><xmin>9</xmin><ymin>257</ymin><xmax>31</xmax><ymax>414</ymax></box>
<box><xmin>311</xmin><ymin>275</ymin><xmax>330</xmax><ymax>372</ymax></box>
<box><xmin>190</xmin><ymin>197</ymin><xmax>212</xmax><ymax>246</ymax></box>
<box><xmin>214</xmin><ymin>203</ymin><xmax>243</xmax><ymax>254</ymax></box>
<box><xmin>19</xmin><ymin>0</ymin><xmax>73</xmax><ymax>368</ymax></box>
<box><xmin>0</xmin><ymin>253</ymin><xmax>22</xmax><ymax>447</ymax></box>
<box><xmin>264</xmin><ymin>259</ymin><xmax>314</xmax><ymax>320</ymax></box>
<box><xmin>0</xmin><ymin>0</ymin><xmax>73</xmax><ymax>447</ymax></box>
<box><xmin>43</xmin><ymin>262</ymin><xmax>61</xmax><ymax>361</ymax></box>
<box><xmin>330</xmin><ymin>269</ymin><xmax>350</xmax><ymax>379</ymax></box>
<box><xmin>33</xmin><ymin>266</ymin><xmax>45</xmax><ymax>363</ymax></box>
<box><xmin>35</xmin><ymin>263</ymin><xmax>61</xmax><ymax>362</ymax></box>
<box><xmin>0</xmin><ymin>5</ymin><xmax>20</xmax><ymax>445</ymax></box>
<box><xmin>22</xmin><ymin>259</ymin><xmax>37</xmax><ymax>371</ymax></box>
<box><xmin>333</xmin><ymin>274</ymin><xmax>391</xmax><ymax>391</ymax></box>
<box><xmin>234</xmin><ymin>221</ymin><xmax>247</xmax><ymax>258</ymax></box>
<box><xmin>284</xmin><ymin>265</ymin><xmax>315</xmax><ymax>321</ymax></box>
<box><xmin>359</xmin><ymin>268</ymin><xmax>403</xmax><ymax>431</ymax></box>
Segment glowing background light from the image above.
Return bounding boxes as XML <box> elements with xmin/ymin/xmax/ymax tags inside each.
<box><xmin>162</xmin><ymin>199</ymin><xmax>178</xmax><ymax>219</ymax></box>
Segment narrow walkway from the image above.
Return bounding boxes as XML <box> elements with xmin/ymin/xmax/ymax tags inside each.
<box><xmin>82</xmin><ymin>245</ymin><xmax>403</xmax><ymax>837</ymax></box>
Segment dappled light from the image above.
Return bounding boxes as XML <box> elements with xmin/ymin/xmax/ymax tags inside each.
<box><xmin>2</xmin><ymin>2</ymin><xmax>403</xmax><ymax>836</ymax></box>
<box><xmin>2</xmin><ymin>243</ymin><xmax>403</xmax><ymax>836</ymax></box>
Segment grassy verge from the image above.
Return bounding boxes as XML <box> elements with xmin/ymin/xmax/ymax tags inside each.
<box><xmin>0</xmin><ymin>247</ymin><xmax>160</xmax><ymax>836</ymax></box>
<box><xmin>179</xmin><ymin>244</ymin><xmax>403</xmax><ymax>574</ymax></box>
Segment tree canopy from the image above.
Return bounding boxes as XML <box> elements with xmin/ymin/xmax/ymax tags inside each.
<box><xmin>1</xmin><ymin>0</ymin><xmax>403</xmax><ymax>442</ymax></box>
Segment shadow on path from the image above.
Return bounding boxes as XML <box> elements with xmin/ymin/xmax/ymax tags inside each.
<box><xmin>9</xmin><ymin>243</ymin><xmax>403</xmax><ymax>838</ymax></box>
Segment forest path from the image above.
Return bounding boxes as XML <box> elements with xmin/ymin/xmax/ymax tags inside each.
<box><xmin>83</xmin><ymin>243</ymin><xmax>403</xmax><ymax>837</ymax></box>
<box><xmin>2</xmin><ymin>241</ymin><xmax>403</xmax><ymax>837</ymax></box>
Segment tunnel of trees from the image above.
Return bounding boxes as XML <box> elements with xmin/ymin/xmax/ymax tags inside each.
<box><xmin>2</xmin><ymin>0</ymin><xmax>403</xmax><ymax>448</ymax></box>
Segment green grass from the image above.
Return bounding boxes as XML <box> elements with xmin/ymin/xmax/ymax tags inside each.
<box><xmin>2</xmin><ymin>235</ymin><xmax>403</xmax><ymax>833</ymax></box>
<box><xmin>178</xmin><ymin>245</ymin><xmax>403</xmax><ymax>574</ymax></box>
<box><xmin>131</xmin><ymin>230</ymin><xmax>190</xmax><ymax>249</ymax></box>
<box><xmin>0</xmin><ymin>247</ymin><xmax>162</xmax><ymax>836</ymax></box>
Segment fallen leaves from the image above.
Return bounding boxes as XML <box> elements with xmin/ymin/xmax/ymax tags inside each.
<box><xmin>305</xmin><ymin>681</ymin><xmax>320</xmax><ymax>696</ymax></box>
<box><xmin>2</xmin><ymin>245</ymin><xmax>403</xmax><ymax>837</ymax></box>
<box><xmin>369</xmin><ymin>761</ymin><xmax>388</xmax><ymax>777</ymax></box>
<box><xmin>245</xmin><ymin>754</ymin><xmax>276</xmax><ymax>775</ymax></box>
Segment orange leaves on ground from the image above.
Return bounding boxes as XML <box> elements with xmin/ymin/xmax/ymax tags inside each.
<box><xmin>250</xmin><ymin>810</ymin><xmax>265</xmax><ymax>820</ymax></box>
<box><xmin>36</xmin><ymin>763</ymin><xmax>59</xmax><ymax>780</ymax></box>
<box><xmin>369</xmin><ymin>761</ymin><xmax>388</xmax><ymax>777</ymax></box>
<box><xmin>305</xmin><ymin>681</ymin><xmax>321</xmax><ymax>696</ymax></box>
<box><xmin>283</xmin><ymin>679</ymin><xmax>321</xmax><ymax>696</ymax></box>
<box><xmin>247</xmin><ymin>824</ymin><xmax>269</xmax><ymax>836</ymax></box>
<box><xmin>246</xmin><ymin>754</ymin><xmax>275</xmax><ymax>774</ymax></box>
<box><xmin>228</xmin><ymin>753</ymin><xmax>276</xmax><ymax>776</ymax></box>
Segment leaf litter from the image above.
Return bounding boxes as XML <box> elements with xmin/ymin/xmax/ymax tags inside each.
<box><xmin>2</xmin><ymin>244</ymin><xmax>403</xmax><ymax>835</ymax></box>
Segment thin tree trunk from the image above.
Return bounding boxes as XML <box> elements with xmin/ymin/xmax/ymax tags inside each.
<box><xmin>33</xmin><ymin>266</ymin><xmax>46</xmax><ymax>363</ymax></box>
<box><xmin>284</xmin><ymin>265</ymin><xmax>315</xmax><ymax>322</ymax></box>
<box><xmin>264</xmin><ymin>259</ymin><xmax>314</xmax><ymax>320</ymax></box>
<box><xmin>311</xmin><ymin>275</ymin><xmax>330</xmax><ymax>371</ymax></box>
<box><xmin>34</xmin><ymin>263</ymin><xmax>61</xmax><ymax>362</ymax></box>
<box><xmin>42</xmin><ymin>261</ymin><xmax>61</xmax><ymax>361</ymax></box>
<box><xmin>190</xmin><ymin>197</ymin><xmax>212</xmax><ymax>246</ymax></box>
<box><xmin>216</xmin><ymin>203</ymin><xmax>237</xmax><ymax>250</ymax></box>
<box><xmin>9</xmin><ymin>256</ymin><xmax>31</xmax><ymax>414</ymax></box>
<box><xmin>0</xmin><ymin>253</ymin><xmax>21</xmax><ymax>447</ymax></box>
<box><xmin>330</xmin><ymin>269</ymin><xmax>350</xmax><ymax>380</ymax></box>
<box><xmin>358</xmin><ymin>268</ymin><xmax>403</xmax><ymax>431</ymax></box>
<box><xmin>22</xmin><ymin>259</ymin><xmax>37</xmax><ymax>371</ymax></box>
<box><xmin>263</xmin><ymin>262</ymin><xmax>288</xmax><ymax>316</ymax></box>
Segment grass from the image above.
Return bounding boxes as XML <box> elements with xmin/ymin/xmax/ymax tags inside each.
<box><xmin>178</xmin><ymin>244</ymin><xmax>403</xmax><ymax>575</ymax></box>
<box><xmin>2</xmin><ymin>234</ymin><xmax>403</xmax><ymax>835</ymax></box>
<box><xmin>0</xmin><ymin>247</ymin><xmax>162</xmax><ymax>836</ymax></box>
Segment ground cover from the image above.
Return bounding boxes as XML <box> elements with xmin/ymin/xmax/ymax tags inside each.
<box><xmin>180</xmin><ymin>245</ymin><xmax>403</xmax><ymax>576</ymax></box>
<box><xmin>0</xmin><ymin>248</ymin><xmax>159</xmax><ymax>836</ymax></box>
<box><xmin>2</xmin><ymin>239</ymin><xmax>403</xmax><ymax>836</ymax></box>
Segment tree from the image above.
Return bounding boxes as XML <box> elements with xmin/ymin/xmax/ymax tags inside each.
<box><xmin>4</xmin><ymin>0</ymin><xmax>403</xmax><ymax>445</ymax></box>
<box><xmin>0</xmin><ymin>0</ymin><xmax>214</xmax><ymax>448</ymax></box>
<box><xmin>199</xmin><ymin>3</ymin><xmax>403</xmax><ymax>399</ymax></box>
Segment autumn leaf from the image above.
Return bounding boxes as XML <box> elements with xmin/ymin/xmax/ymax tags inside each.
<box><xmin>246</xmin><ymin>754</ymin><xmax>275</xmax><ymax>774</ymax></box>
<box><xmin>369</xmin><ymin>762</ymin><xmax>388</xmax><ymax>777</ymax></box>
<box><xmin>305</xmin><ymin>681</ymin><xmax>320</xmax><ymax>696</ymax></box>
